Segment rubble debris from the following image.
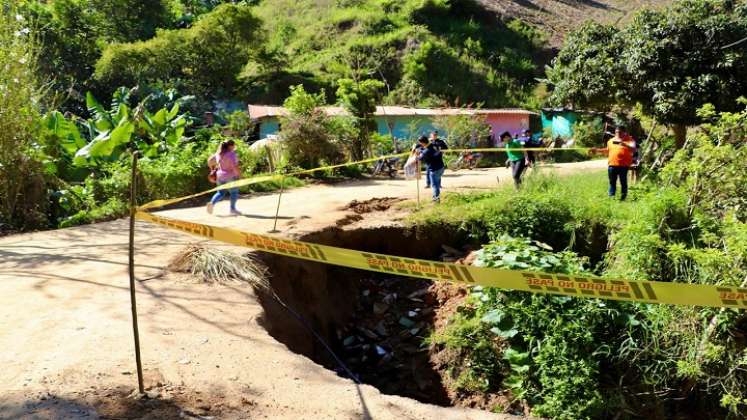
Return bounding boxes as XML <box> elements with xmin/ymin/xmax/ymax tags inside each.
<box><xmin>337</xmin><ymin>275</ymin><xmax>447</xmax><ymax>404</ymax></box>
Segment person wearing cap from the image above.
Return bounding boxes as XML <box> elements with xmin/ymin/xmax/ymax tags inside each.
<box><xmin>607</xmin><ymin>125</ymin><xmax>636</xmax><ymax>201</ymax></box>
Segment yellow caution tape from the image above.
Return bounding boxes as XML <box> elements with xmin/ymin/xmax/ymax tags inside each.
<box><xmin>135</xmin><ymin>211</ymin><xmax>747</xmax><ymax>309</ymax></box>
<box><xmin>137</xmin><ymin>146</ymin><xmax>597</xmax><ymax>211</ymax></box>
<box><xmin>138</xmin><ymin>174</ymin><xmax>282</xmax><ymax>211</ymax></box>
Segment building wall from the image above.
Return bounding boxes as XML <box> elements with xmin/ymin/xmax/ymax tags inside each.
<box><xmin>376</xmin><ymin>116</ymin><xmax>437</xmax><ymax>140</ymax></box>
<box><xmin>257</xmin><ymin>114</ymin><xmax>532</xmax><ymax>143</ymax></box>
<box><xmin>541</xmin><ymin>111</ymin><xmax>578</xmax><ymax>139</ymax></box>
<box><xmin>259</xmin><ymin>118</ymin><xmax>280</xmax><ymax>139</ymax></box>
<box><xmin>485</xmin><ymin>114</ymin><xmax>530</xmax><ymax>145</ymax></box>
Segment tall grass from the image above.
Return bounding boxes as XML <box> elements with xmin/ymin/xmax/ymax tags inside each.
<box><xmin>409</xmin><ymin>171</ymin><xmax>643</xmax><ymax>264</ymax></box>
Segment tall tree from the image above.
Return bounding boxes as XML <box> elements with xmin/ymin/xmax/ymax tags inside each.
<box><xmin>547</xmin><ymin>0</ymin><xmax>747</xmax><ymax>147</ymax></box>
<box><xmin>21</xmin><ymin>0</ymin><xmax>175</xmax><ymax>113</ymax></box>
<box><xmin>95</xmin><ymin>4</ymin><xmax>264</xmax><ymax>98</ymax></box>
<box><xmin>336</xmin><ymin>78</ymin><xmax>384</xmax><ymax>160</ymax></box>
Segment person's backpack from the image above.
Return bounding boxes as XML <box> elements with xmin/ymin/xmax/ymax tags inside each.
<box><xmin>207</xmin><ymin>154</ymin><xmax>219</xmax><ymax>184</ymax></box>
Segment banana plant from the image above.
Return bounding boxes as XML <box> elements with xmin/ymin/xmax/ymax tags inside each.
<box><xmin>135</xmin><ymin>102</ymin><xmax>187</xmax><ymax>157</ymax></box>
<box><xmin>73</xmin><ymin>90</ymin><xmax>189</xmax><ymax>164</ymax></box>
<box><xmin>74</xmin><ymin>92</ymin><xmax>136</xmax><ymax>166</ymax></box>
<box><xmin>42</xmin><ymin>111</ymin><xmax>86</xmax><ymax>155</ymax></box>
<box><xmin>38</xmin><ymin>111</ymin><xmax>88</xmax><ymax>177</ymax></box>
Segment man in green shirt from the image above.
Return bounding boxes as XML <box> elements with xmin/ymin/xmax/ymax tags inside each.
<box><xmin>502</xmin><ymin>131</ymin><xmax>529</xmax><ymax>188</ymax></box>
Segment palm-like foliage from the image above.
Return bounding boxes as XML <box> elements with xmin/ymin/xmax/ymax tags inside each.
<box><xmin>40</xmin><ymin>88</ymin><xmax>189</xmax><ymax>168</ymax></box>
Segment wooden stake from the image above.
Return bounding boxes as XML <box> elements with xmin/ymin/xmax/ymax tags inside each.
<box><xmin>128</xmin><ymin>152</ymin><xmax>145</xmax><ymax>394</ymax></box>
<box><xmin>416</xmin><ymin>169</ymin><xmax>421</xmax><ymax>210</ymax></box>
<box><xmin>272</xmin><ymin>174</ymin><xmax>285</xmax><ymax>232</ymax></box>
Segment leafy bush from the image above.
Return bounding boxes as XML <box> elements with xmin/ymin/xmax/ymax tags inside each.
<box><xmin>0</xmin><ymin>8</ymin><xmax>50</xmax><ymax>232</ymax></box>
<box><xmin>433</xmin><ymin>114</ymin><xmax>490</xmax><ymax>148</ymax></box>
<box><xmin>95</xmin><ymin>4</ymin><xmax>264</xmax><ymax>96</ymax></box>
<box><xmin>572</xmin><ymin>116</ymin><xmax>605</xmax><ymax>148</ymax></box>
<box><xmin>432</xmin><ymin>235</ymin><xmax>635</xmax><ymax>419</ymax></box>
<box><xmin>280</xmin><ymin>110</ymin><xmax>344</xmax><ymax>169</ymax></box>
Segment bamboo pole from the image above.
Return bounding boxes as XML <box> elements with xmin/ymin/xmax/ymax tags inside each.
<box><xmin>272</xmin><ymin>174</ymin><xmax>285</xmax><ymax>232</ymax></box>
<box><xmin>128</xmin><ymin>152</ymin><xmax>145</xmax><ymax>394</ymax></box>
<box><xmin>416</xmin><ymin>168</ymin><xmax>421</xmax><ymax>210</ymax></box>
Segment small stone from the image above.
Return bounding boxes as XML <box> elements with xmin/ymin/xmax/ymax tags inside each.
<box><xmin>410</xmin><ymin>327</ymin><xmax>421</xmax><ymax>335</ymax></box>
<box><xmin>373</xmin><ymin>302</ymin><xmax>389</xmax><ymax>315</ymax></box>
<box><xmin>407</xmin><ymin>310</ymin><xmax>418</xmax><ymax>318</ymax></box>
<box><xmin>408</xmin><ymin>289</ymin><xmax>428</xmax><ymax>299</ymax></box>
<box><xmin>358</xmin><ymin>327</ymin><xmax>378</xmax><ymax>340</ymax></box>
<box><xmin>398</xmin><ymin>317</ymin><xmax>415</xmax><ymax>328</ymax></box>
<box><xmin>362</xmin><ymin>289</ymin><xmax>370</xmax><ymax>297</ymax></box>
<box><xmin>200</xmin><ymin>337</ymin><xmax>209</xmax><ymax>344</ymax></box>
<box><xmin>128</xmin><ymin>390</ymin><xmax>144</xmax><ymax>399</ymax></box>
<box><xmin>229</xmin><ymin>376</ymin><xmax>238</xmax><ymax>381</ymax></box>
<box><xmin>177</xmin><ymin>358</ymin><xmax>191</xmax><ymax>365</ymax></box>
<box><xmin>342</xmin><ymin>336</ymin><xmax>356</xmax><ymax>347</ymax></box>
<box><xmin>375</xmin><ymin>345</ymin><xmax>387</xmax><ymax>356</ymax></box>
<box><xmin>146</xmin><ymin>390</ymin><xmax>159</xmax><ymax>399</ymax></box>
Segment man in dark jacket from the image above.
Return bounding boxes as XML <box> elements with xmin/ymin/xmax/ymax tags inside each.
<box><xmin>417</xmin><ymin>135</ymin><xmax>445</xmax><ymax>203</ymax></box>
<box><xmin>425</xmin><ymin>130</ymin><xmax>448</xmax><ymax>188</ymax></box>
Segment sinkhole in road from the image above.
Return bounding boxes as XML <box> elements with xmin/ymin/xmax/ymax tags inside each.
<box><xmin>254</xmin><ymin>224</ymin><xmax>473</xmax><ymax>406</ymax></box>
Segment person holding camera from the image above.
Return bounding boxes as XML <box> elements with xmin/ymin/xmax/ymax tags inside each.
<box><xmin>607</xmin><ymin>125</ymin><xmax>636</xmax><ymax>201</ymax></box>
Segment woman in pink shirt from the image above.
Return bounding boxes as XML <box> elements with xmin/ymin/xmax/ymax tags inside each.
<box><xmin>207</xmin><ymin>140</ymin><xmax>241</xmax><ymax>215</ymax></box>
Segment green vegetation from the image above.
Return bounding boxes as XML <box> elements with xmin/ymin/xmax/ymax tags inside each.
<box><xmin>1</xmin><ymin>0</ymin><xmax>747</xmax><ymax>418</ymax></box>
<box><xmin>95</xmin><ymin>4</ymin><xmax>264</xmax><ymax>98</ymax></box>
<box><xmin>280</xmin><ymin>85</ymin><xmax>344</xmax><ymax>169</ymax></box>
<box><xmin>0</xmin><ymin>8</ymin><xmax>46</xmax><ymax>231</ymax></box>
<box><xmin>547</xmin><ymin>0</ymin><xmax>747</xmax><ymax>147</ymax></box>
<box><xmin>3</xmin><ymin>0</ymin><xmax>550</xmax><ymax>233</ymax></box>
<box><xmin>415</xmin><ymin>104</ymin><xmax>747</xmax><ymax>418</ymax></box>
<box><xmin>19</xmin><ymin>0</ymin><xmax>546</xmax><ymax>112</ymax></box>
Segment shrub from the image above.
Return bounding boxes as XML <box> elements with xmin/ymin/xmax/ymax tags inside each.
<box><xmin>95</xmin><ymin>4</ymin><xmax>264</xmax><ymax>96</ymax></box>
<box><xmin>0</xmin><ymin>8</ymin><xmax>51</xmax><ymax>232</ymax></box>
<box><xmin>433</xmin><ymin>114</ymin><xmax>490</xmax><ymax>148</ymax></box>
<box><xmin>280</xmin><ymin>110</ymin><xmax>343</xmax><ymax>169</ymax></box>
<box><xmin>432</xmin><ymin>235</ymin><xmax>633</xmax><ymax>419</ymax></box>
<box><xmin>572</xmin><ymin>116</ymin><xmax>605</xmax><ymax>148</ymax></box>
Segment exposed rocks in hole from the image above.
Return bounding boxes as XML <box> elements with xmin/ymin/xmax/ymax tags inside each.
<box><xmin>255</xmin><ymin>224</ymin><xmax>476</xmax><ymax>407</ymax></box>
<box><xmin>336</xmin><ymin>276</ymin><xmax>450</xmax><ymax>405</ymax></box>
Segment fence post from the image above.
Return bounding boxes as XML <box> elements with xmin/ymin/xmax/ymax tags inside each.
<box><xmin>129</xmin><ymin>152</ymin><xmax>145</xmax><ymax>394</ymax></box>
<box><xmin>272</xmin><ymin>173</ymin><xmax>285</xmax><ymax>233</ymax></box>
<box><xmin>416</xmin><ymin>169</ymin><xmax>421</xmax><ymax>210</ymax></box>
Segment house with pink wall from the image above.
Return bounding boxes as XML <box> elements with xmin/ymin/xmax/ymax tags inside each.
<box><xmin>249</xmin><ymin>105</ymin><xmax>539</xmax><ymax>145</ymax></box>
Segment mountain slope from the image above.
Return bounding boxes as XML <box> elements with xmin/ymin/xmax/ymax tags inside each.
<box><xmin>477</xmin><ymin>0</ymin><xmax>672</xmax><ymax>47</ymax></box>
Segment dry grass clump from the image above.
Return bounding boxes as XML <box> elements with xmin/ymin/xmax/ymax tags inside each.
<box><xmin>169</xmin><ymin>245</ymin><xmax>271</xmax><ymax>291</ymax></box>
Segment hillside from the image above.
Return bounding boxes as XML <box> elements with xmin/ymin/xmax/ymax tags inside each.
<box><xmin>478</xmin><ymin>0</ymin><xmax>672</xmax><ymax>47</ymax></box>
<box><xmin>244</xmin><ymin>0</ymin><xmax>545</xmax><ymax>106</ymax></box>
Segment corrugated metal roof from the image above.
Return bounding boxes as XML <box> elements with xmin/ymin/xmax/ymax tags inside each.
<box><xmin>248</xmin><ymin>104</ymin><xmax>537</xmax><ymax>120</ymax></box>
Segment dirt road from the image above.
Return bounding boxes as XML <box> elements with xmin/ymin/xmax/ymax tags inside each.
<box><xmin>0</xmin><ymin>161</ymin><xmax>605</xmax><ymax>419</ymax></box>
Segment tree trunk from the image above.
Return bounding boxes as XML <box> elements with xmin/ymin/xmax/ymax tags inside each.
<box><xmin>673</xmin><ymin>124</ymin><xmax>687</xmax><ymax>149</ymax></box>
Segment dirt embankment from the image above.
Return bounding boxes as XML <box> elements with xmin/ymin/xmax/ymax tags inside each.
<box><xmin>254</xmin><ymin>200</ymin><xmax>523</xmax><ymax>415</ymax></box>
<box><xmin>478</xmin><ymin>0</ymin><xmax>671</xmax><ymax>47</ymax></box>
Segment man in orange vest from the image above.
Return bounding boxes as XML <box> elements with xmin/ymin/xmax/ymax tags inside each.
<box><xmin>607</xmin><ymin>125</ymin><xmax>636</xmax><ymax>201</ymax></box>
